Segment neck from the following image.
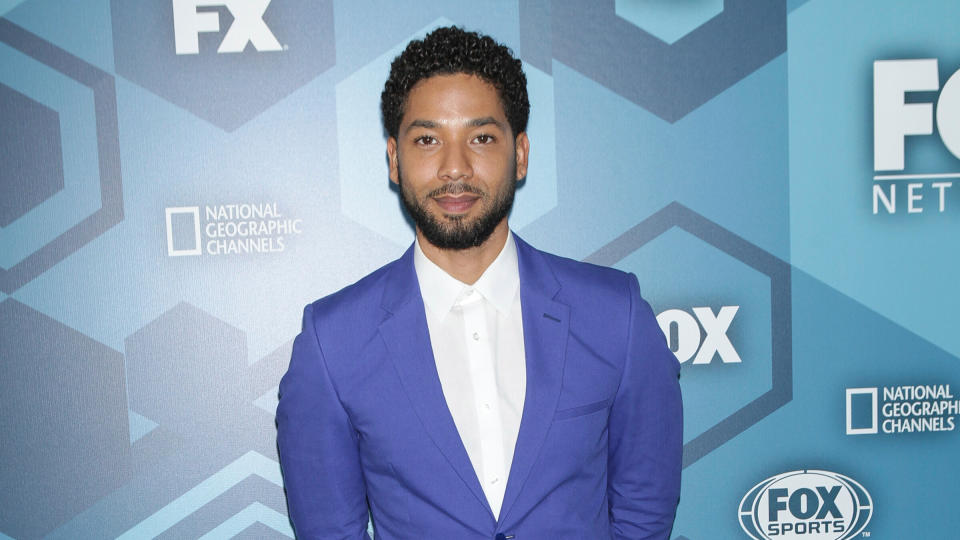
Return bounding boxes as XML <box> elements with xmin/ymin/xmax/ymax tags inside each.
<box><xmin>417</xmin><ymin>220</ymin><xmax>510</xmax><ymax>285</ymax></box>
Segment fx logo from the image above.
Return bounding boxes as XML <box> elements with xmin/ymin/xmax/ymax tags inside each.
<box><xmin>656</xmin><ymin>306</ymin><xmax>741</xmax><ymax>365</ymax></box>
<box><xmin>172</xmin><ymin>0</ymin><xmax>282</xmax><ymax>55</ymax></box>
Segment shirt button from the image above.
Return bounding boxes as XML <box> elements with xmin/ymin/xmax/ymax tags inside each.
<box><xmin>490</xmin><ymin>477</ymin><xmax>499</xmax><ymax>484</ymax></box>
<box><xmin>466</xmin><ymin>289</ymin><xmax>474</xmax><ymax>296</ymax></box>
<box><xmin>473</xmin><ymin>332</ymin><xmax>480</xmax><ymax>340</ymax></box>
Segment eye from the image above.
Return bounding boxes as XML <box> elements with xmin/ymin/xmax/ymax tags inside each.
<box><xmin>414</xmin><ymin>135</ymin><xmax>438</xmax><ymax>146</ymax></box>
<box><xmin>473</xmin><ymin>133</ymin><xmax>496</xmax><ymax>144</ymax></box>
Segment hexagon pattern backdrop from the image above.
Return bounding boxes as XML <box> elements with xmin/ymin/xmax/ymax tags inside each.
<box><xmin>2</xmin><ymin>1</ymin><xmax>959</xmax><ymax>538</ymax></box>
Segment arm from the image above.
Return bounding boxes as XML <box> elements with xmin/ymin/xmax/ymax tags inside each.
<box><xmin>276</xmin><ymin>304</ymin><xmax>371</xmax><ymax>539</ymax></box>
<box><xmin>607</xmin><ymin>275</ymin><xmax>683</xmax><ymax>539</ymax></box>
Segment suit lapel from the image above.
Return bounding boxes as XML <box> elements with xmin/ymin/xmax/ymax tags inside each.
<box><xmin>377</xmin><ymin>247</ymin><xmax>491</xmax><ymax>515</ymax></box>
<box><xmin>499</xmin><ymin>236</ymin><xmax>569</xmax><ymax>523</ymax></box>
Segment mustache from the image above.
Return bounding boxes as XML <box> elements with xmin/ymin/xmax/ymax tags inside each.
<box><xmin>428</xmin><ymin>182</ymin><xmax>484</xmax><ymax>198</ymax></box>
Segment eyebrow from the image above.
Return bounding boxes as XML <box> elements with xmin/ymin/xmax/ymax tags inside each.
<box><xmin>403</xmin><ymin>116</ymin><xmax>506</xmax><ymax>134</ymax></box>
<box><xmin>405</xmin><ymin>119</ymin><xmax>437</xmax><ymax>132</ymax></box>
<box><xmin>468</xmin><ymin>116</ymin><xmax>504</xmax><ymax>130</ymax></box>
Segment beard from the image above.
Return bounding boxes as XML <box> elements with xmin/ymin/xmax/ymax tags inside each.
<box><xmin>398</xmin><ymin>163</ymin><xmax>517</xmax><ymax>251</ymax></box>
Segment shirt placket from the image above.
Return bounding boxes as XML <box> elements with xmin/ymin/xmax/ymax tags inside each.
<box><xmin>458</xmin><ymin>289</ymin><xmax>507</xmax><ymax>518</ymax></box>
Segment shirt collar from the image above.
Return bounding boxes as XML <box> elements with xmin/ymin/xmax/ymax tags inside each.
<box><xmin>413</xmin><ymin>232</ymin><xmax>520</xmax><ymax>319</ymax></box>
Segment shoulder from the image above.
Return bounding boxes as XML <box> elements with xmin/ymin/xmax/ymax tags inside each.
<box><xmin>516</xmin><ymin>237</ymin><xmax>646</xmax><ymax>346</ymax></box>
<box><xmin>302</xmin><ymin>251</ymin><xmax>407</xmax><ymax>337</ymax></box>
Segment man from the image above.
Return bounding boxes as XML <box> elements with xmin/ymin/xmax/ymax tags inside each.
<box><xmin>277</xmin><ymin>26</ymin><xmax>682</xmax><ymax>539</ymax></box>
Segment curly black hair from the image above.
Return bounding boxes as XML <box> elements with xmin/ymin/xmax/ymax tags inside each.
<box><xmin>380</xmin><ymin>26</ymin><xmax>529</xmax><ymax>140</ymax></box>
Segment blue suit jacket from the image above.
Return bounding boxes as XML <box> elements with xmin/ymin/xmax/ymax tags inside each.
<box><xmin>277</xmin><ymin>235</ymin><xmax>682</xmax><ymax>539</ymax></box>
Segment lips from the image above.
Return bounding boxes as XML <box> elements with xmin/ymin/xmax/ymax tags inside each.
<box><xmin>434</xmin><ymin>194</ymin><xmax>480</xmax><ymax>214</ymax></box>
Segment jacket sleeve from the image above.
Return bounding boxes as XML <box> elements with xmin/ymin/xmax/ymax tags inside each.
<box><xmin>607</xmin><ymin>274</ymin><xmax>683</xmax><ymax>539</ymax></box>
<box><xmin>276</xmin><ymin>304</ymin><xmax>372</xmax><ymax>539</ymax></box>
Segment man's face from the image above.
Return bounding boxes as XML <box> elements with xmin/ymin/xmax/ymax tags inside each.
<box><xmin>387</xmin><ymin>73</ymin><xmax>529</xmax><ymax>250</ymax></box>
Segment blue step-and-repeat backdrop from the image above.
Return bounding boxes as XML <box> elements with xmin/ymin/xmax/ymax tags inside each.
<box><xmin>2</xmin><ymin>1</ymin><xmax>959</xmax><ymax>538</ymax></box>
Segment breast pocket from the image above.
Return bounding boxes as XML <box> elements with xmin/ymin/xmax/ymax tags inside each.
<box><xmin>553</xmin><ymin>398</ymin><xmax>612</xmax><ymax>421</ymax></box>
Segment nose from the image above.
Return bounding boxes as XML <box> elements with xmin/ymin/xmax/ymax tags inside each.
<box><xmin>438</xmin><ymin>141</ymin><xmax>473</xmax><ymax>182</ymax></box>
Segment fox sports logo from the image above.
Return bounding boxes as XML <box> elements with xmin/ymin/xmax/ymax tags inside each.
<box><xmin>739</xmin><ymin>470</ymin><xmax>872</xmax><ymax>540</ymax></box>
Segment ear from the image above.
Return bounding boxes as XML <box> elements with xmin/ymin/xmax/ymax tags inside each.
<box><xmin>387</xmin><ymin>137</ymin><xmax>400</xmax><ymax>184</ymax></box>
<box><xmin>514</xmin><ymin>132</ymin><xmax>530</xmax><ymax>181</ymax></box>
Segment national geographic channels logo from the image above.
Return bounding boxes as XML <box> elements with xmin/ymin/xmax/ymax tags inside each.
<box><xmin>165</xmin><ymin>202</ymin><xmax>303</xmax><ymax>256</ymax></box>
<box><xmin>846</xmin><ymin>383</ymin><xmax>959</xmax><ymax>435</ymax></box>
<box><xmin>739</xmin><ymin>470</ymin><xmax>872</xmax><ymax>540</ymax></box>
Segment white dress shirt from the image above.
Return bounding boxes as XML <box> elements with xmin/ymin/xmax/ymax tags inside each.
<box><xmin>413</xmin><ymin>233</ymin><xmax>527</xmax><ymax>520</ymax></box>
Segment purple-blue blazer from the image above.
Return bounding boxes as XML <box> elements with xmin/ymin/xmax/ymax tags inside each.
<box><xmin>277</xmin><ymin>235</ymin><xmax>682</xmax><ymax>539</ymax></box>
